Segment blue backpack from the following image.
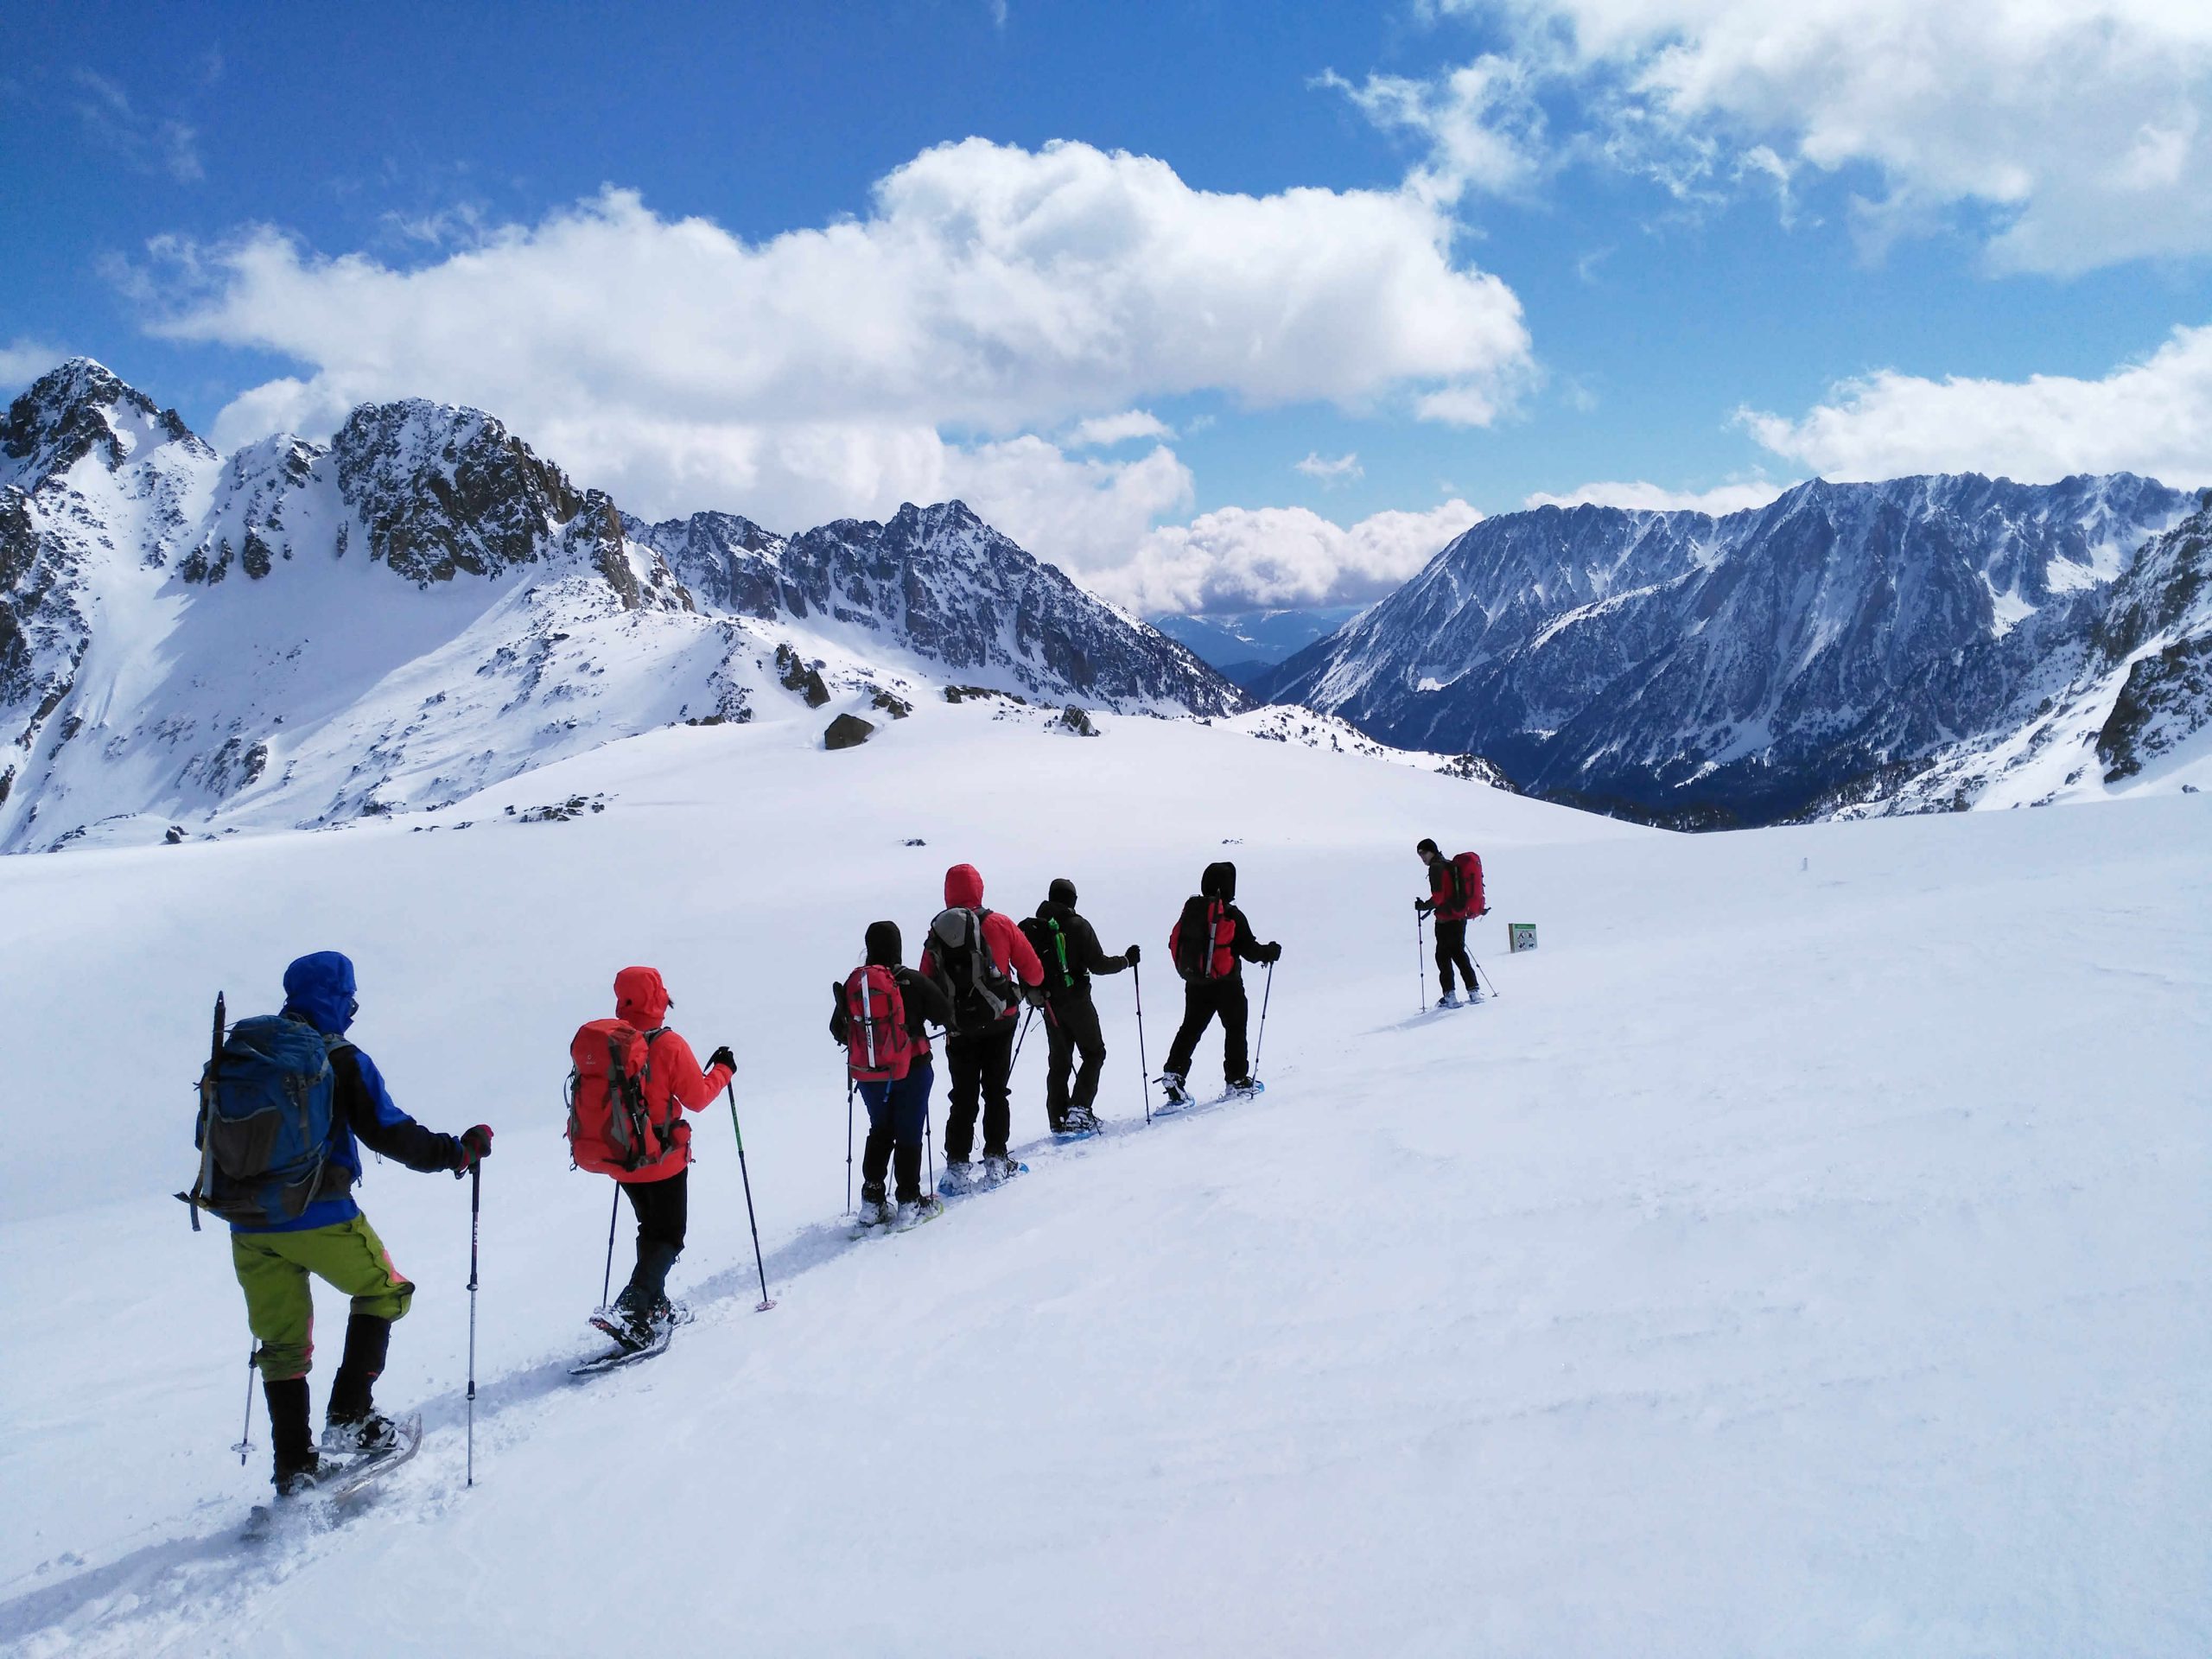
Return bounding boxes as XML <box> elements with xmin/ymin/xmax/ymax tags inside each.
<box><xmin>183</xmin><ymin>997</ymin><xmax>346</xmax><ymax>1229</ymax></box>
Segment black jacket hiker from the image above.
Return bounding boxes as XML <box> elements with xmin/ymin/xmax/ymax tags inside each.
<box><xmin>1025</xmin><ymin>878</ymin><xmax>1135</xmax><ymax>1131</ymax></box>
<box><xmin>1164</xmin><ymin>861</ymin><xmax>1279</xmax><ymax>1087</ymax></box>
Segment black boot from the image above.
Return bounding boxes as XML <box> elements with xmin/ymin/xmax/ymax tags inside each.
<box><xmin>323</xmin><ymin>1313</ymin><xmax>398</xmax><ymax>1454</ymax></box>
<box><xmin>264</xmin><ymin>1376</ymin><xmax>321</xmax><ymax>1495</ymax></box>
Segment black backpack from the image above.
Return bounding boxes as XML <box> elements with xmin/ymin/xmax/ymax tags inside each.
<box><xmin>930</xmin><ymin>906</ymin><xmax>1017</xmax><ymax>1031</ymax></box>
<box><xmin>1021</xmin><ymin>912</ymin><xmax>1081</xmax><ymax>995</ymax></box>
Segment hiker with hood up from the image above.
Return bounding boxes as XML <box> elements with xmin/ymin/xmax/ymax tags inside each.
<box><xmin>830</xmin><ymin>920</ymin><xmax>956</xmax><ymax>1229</ymax></box>
<box><xmin>1160</xmin><ymin>861</ymin><xmax>1280</xmax><ymax>1106</ymax></box>
<box><xmin>919</xmin><ymin>862</ymin><xmax>1044</xmax><ymax>1188</ymax></box>
<box><xmin>224</xmin><ymin>951</ymin><xmax>492</xmax><ymax>1495</ymax></box>
<box><xmin>579</xmin><ymin>967</ymin><xmax>734</xmax><ymax>1349</ymax></box>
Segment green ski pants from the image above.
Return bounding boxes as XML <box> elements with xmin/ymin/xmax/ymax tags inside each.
<box><xmin>232</xmin><ymin>1214</ymin><xmax>415</xmax><ymax>1381</ymax></box>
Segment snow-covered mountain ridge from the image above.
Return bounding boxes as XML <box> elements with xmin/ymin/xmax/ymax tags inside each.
<box><xmin>1255</xmin><ymin>474</ymin><xmax>2202</xmax><ymax>825</ymax></box>
<box><xmin>0</xmin><ymin>359</ymin><xmax>1237</xmax><ymax>852</ymax></box>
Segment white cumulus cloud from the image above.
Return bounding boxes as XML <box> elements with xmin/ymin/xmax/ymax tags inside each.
<box><xmin>1523</xmin><ymin>478</ymin><xmax>1793</xmax><ymax>514</ymax></box>
<box><xmin>1295</xmin><ymin>450</ymin><xmax>1364</xmax><ymax>484</ymax></box>
<box><xmin>1065</xmin><ymin>410</ymin><xmax>1174</xmax><ymax>448</ymax></box>
<box><xmin>1106</xmin><ymin>500</ymin><xmax>1482</xmax><ymax>614</ymax></box>
<box><xmin>1741</xmin><ymin>322</ymin><xmax>2212</xmax><ymax>486</ymax></box>
<box><xmin>1416</xmin><ymin>0</ymin><xmax>2212</xmax><ymax>272</ymax></box>
<box><xmin>132</xmin><ymin>139</ymin><xmax>1533</xmax><ymax>544</ymax></box>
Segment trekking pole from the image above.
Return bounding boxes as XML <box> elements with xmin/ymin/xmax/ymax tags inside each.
<box><xmin>1133</xmin><ymin>962</ymin><xmax>1152</xmax><ymax>1127</ymax></box>
<box><xmin>232</xmin><ymin>1346</ymin><xmax>257</xmax><ymax>1465</ymax></box>
<box><xmin>1010</xmin><ymin>1001</ymin><xmax>1035</xmax><ymax>1069</ymax></box>
<box><xmin>1474</xmin><ymin>954</ymin><xmax>1502</xmax><ymax>999</ymax></box>
<box><xmin>466</xmin><ymin>1161</ymin><xmax>480</xmax><ymax>1489</ymax></box>
<box><xmin>844</xmin><ymin>1076</ymin><xmax>856</xmax><ymax>1216</ymax></box>
<box><xmin>925</xmin><ymin>1106</ymin><xmax>936</xmax><ymax>1192</ymax></box>
<box><xmin>1416</xmin><ymin>911</ymin><xmax>1427</xmax><ymax>1012</ymax></box>
<box><xmin>1254</xmin><ymin>960</ymin><xmax>1276</xmax><ymax>1074</ymax></box>
<box><xmin>723</xmin><ymin>1079</ymin><xmax>776</xmax><ymax>1312</ymax></box>
<box><xmin>600</xmin><ymin>1185</ymin><xmax>620</xmax><ymax>1309</ymax></box>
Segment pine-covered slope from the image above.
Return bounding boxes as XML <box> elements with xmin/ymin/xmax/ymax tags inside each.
<box><xmin>1256</xmin><ymin>474</ymin><xmax>2191</xmax><ymax>824</ymax></box>
<box><xmin>0</xmin><ymin>361</ymin><xmax>1240</xmax><ymax>853</ymax></box>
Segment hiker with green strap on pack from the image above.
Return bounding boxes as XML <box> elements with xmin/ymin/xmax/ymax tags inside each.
<box><xmin>1022</xmin><ymin>877</ymin><xmax>1138</xmax><ymax>1136</ymax></box>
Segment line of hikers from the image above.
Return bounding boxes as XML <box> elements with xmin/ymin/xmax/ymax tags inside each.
<box><xmin>188</xmin><ymin>842</ymin><xmax>1485</xmax><ymax>1495</ymax></box>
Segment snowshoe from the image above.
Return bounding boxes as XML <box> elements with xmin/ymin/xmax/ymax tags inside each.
<box><xmin>1224</xmin><ymin>1077</ymin><xmax>1266</xmax><ymax>1100</ymax></box>
<box><xmin>938</xmin><ymin>1160</ymin><xmax>982</xmax><ymax>1197</ymax></box>
<box><xmin>319</xmin><ymin>1410</ymin><xmax>401</xmax><ymax>1458</ymax></box>
<box><xmin>1435</xmin><ymin>991</ymin><xmax>1462</xmax><ymax>1009</ymax></box>
<box><xmin>588</xmin><ymin>1304</ymin><xmax>658</xmax><ymax>1353</ymax></box>
<box><xmin>1055</xmin><ymin>1107</ymin><xmax>1102</xmax><ymax>1139</ymax></box>
<box><xmin>893</xmin><ymin>1195</ymin><xmax>944</xmax><ymax>1231</ymax></box>
<box><xmin>1157</xmin><ymin>1072</ymin><xmax>1192</xmax><ymax>1109</ymax></box>
<box><xmin>982</xmin><ymin>1153</ymin><xmax>1025</xmax><ymax>1185</ymax></box>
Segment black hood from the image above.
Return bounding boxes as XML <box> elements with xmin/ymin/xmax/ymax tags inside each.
<box><xmin>1200</xmin><ymin>861</ymin><xmax>1236</xmax><ymax>902</ymax></box>
<box><xmin>864</xmin><ymin>919</ymin><xmax>903</xmax><ymax>968</ymax></box>
<box><xmin>1048</xmin><ymin>876</ymin><xmax>1077</xmax><ymax>908</ymax></box>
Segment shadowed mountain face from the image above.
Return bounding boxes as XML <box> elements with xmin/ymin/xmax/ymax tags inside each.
<box><xmin>0</xmin><ymin>360</ymin><xmax>1238</xmax><ymax>851</ymax></box>
<box><xmin>1255</xmin><ymin>474</ymin><xmax>2194</xmax><ymax>825</ymax></box>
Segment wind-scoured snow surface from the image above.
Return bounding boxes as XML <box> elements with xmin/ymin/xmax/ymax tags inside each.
<box><xmin>2</xmin><ymin>706</ymin><xmax>2205</xmax><ymax>1656</ymax></box>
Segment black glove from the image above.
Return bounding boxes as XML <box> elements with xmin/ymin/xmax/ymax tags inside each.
<box><xmin>1022</xmin><ymin>984</ymin><xmax>1047</xmax><ymax>1010</ymax></box>
<box><xmin>454</xmin><ymin>1124</ymin><xmax>493</xmax><ymax>1173</ymax></box>
<box><xmin>1262</xmin><ymin>942</ymin><xmax>1282</xmax><ymax>963</ymax></box>
<box><xmin>1414</xmin><ymin>898</ymin><xmax>1433</xmax><ymax>915</ymax></box>
<box><xmin>707</xmin><ymin>1044</ymin><xmax>736</xmax><ymax>1072</ymax></box>
<box><xmin>1124</xmin><ymin>943</ymin><xmax>1141</xmax><ymax>965</ymax></box>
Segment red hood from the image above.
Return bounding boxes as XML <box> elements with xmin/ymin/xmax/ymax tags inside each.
<box><xmin>614</xmin><ymin>965</ymin><xmax>671</xmax><ymax>1029</ymax></box>
<box><xmin>944</xmin><ymin>863</ymin><xmax>985</xmax><ymax>908</ymax></box>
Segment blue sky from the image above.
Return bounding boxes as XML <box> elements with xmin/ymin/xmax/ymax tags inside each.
<box><xmin>4</xmin><ymin>1</ymin><xmax>2209</xmax><ymax>613</ymax></box>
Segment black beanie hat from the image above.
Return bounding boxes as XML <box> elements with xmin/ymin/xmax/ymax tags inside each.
<box><xmin>1048</xmin><ymin>877</ymin><xmax>1077</xmax><ymax>907</ymax></box>
<box><xmin>864</xmin><ymin>919</ymin><xmax>903</xmax><ymax>967</ymax></box>
<box><xmin>1416</xmin><ymin>837</ymin><xmax>1440</xmax><ymax>857</ymax></box>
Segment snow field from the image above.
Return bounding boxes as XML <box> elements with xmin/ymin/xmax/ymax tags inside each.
<box><xmin>0</xmin><ymin>703</ymin><xmax>2205</xmax><ymax>1655</ymax></box>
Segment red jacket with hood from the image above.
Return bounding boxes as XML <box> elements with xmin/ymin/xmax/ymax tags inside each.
<box><xmin>919</xmin><ymin>863</ymin><xmax>1044</xmax><ymax>1025</ymax></box>
<box><xmin>612</xmin><ymin>965</ymin><xmax>733</xmax><ymax>1184</ymax></box>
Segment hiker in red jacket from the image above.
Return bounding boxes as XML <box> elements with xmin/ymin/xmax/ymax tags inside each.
<box><xmin>594</xmin><ymin>966</ymin><xmax>734</xmax><ymax>1347</ymax></box>
<box><xmin>919</xmin><ymin>863</ymin><xmax>1043</xmax><ymax>1189</ymax></box>
<box><xmin>1414</xmin><ymin>838</ymin><xmax>1486</xmax><ymax>1007</ymax></box>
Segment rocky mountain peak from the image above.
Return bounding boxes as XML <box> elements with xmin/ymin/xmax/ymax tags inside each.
<box><xmin>332</xmin><ymin>399</ymin><xmax>589</xmax><ymax>587</ymax></box>
<box><xmin>1</xmin><ymin>358</ymin><xmax>207</xmax><ymax>493</ymax></box>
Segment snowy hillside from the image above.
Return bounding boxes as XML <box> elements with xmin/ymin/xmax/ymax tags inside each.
<box><xmin>1</xmin><ymin>704</ymin><xmax>2204</xmax><ymax>1656</ymax></box>
<box><xmin>1255</xmin><ymin>474</ymin><xmax>2192</xmax><ymax>826</ymax></box>
<box><xmin>0</xmin><ymin>360</ymin><xmax>1236</xmax><ymax>854</ymax></box>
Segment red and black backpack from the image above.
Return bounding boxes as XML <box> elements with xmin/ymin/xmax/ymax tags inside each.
<box><xmin>565</xmin><ymin>1019</ymin><xmax>676</xmax><ymax>1175</ymax></box>
<box><xmin>842</xmin><ymin>965</ymin><xmax>915</xmax><ymax>1083</ymax></box>
<box><xmin>1170</xmin><ymin>895</ymin><xmax>1236</xmax><ymax>982</ymax></box>
<box><xmin>1448</xmin><ymin>851</ymin><xmax>1484</xmax><ymax>916</ymax></box>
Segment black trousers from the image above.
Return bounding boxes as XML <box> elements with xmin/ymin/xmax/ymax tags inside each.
<box><xmin>1165</xmin><ymin>975</ymin><xmax>1249</xmax><ymax>1084</ymax></box>
<box><xmin>944</xmin><ymin>1020</ymin><xmax>1016</xmax><ymax>1162</ymax></box>
<box><xmin>1433</xmin><ymin>918</ymin><xmax>1478</xmax><ymax>995</ymax></box>
<box><xmin>1044</xmin><ymin>992</ymin><xmax>1106</xmax><ymax>1127</ymax></box>
<box><xmin>620</xmin><ymin>1168</ymin><xmax>687</xmax><ymax>1307</ymax></box>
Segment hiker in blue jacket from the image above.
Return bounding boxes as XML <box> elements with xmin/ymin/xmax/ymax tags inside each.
<box><xmin>226</xmin><ymin>951</ymin><xmax>493</xmax><ymax>1494</ymax></box>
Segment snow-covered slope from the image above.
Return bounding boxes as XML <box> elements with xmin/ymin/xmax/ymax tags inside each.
<box><xmin>1</xmin><ymin>705</ymin><xmax>2203</xmax><ymax>1656</ymax></box>
<box><xmin>1255</xmin><ymin>474</ymin><xmax>2191</xmax><ymax>826</ymax></box>
<box><xmin>0</xmin><ymin>360</ymin><xmax>1237</xmax><ymax>853</ymax></box>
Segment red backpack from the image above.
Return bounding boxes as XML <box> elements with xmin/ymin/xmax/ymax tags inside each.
<box><xmin>566</xmin><ymin>1019</ymin><xmax>671</xmax><ymax>1175</ymax></box>
<box><xmin>1170</xmin><ymin>896</ymin><xmax>1236</xmax><ymax>982</ymax></box>
<box><xmin>1451</xmin><ymin>851</ymin><xmax>1485</xmax><ymax>916</ymax></box>
<box><xmin>842</xmin><ymin>965</ymin><xmax>914</xmax><ymax>1083</ymax></box>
